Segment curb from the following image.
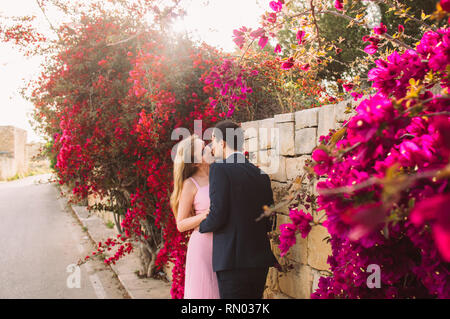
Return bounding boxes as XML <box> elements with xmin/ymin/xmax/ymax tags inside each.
<box><xmin>58</xmin><ymin>184</ymin><xmax>171</xmax><ymax>299</ymax></box>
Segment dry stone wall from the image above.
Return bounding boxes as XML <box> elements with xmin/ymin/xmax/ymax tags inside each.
<box><xmin>0</xmin><ymin>126</ymin><xmax>28</xmax><ymax>180</ymax></box>
<box><xmin>241</xmin><ymin>98</ymin><xmax>357</xmax><ymax>299</ymax></box>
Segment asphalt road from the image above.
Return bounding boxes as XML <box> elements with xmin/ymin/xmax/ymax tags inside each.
<box><xmin>0</xmin><ymin>174</ymin><xmax>128</xmax><ymax>299</ymax></box>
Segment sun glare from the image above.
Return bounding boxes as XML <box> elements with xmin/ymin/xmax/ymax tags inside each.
<box><xmin>171</xmin><ymin>0</ymin><xmax>270</xmax><ymax>52</ymax></box>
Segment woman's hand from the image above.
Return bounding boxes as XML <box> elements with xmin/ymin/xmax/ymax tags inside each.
<box><xmin>200</xmin><ymin>211</ymin><xmax>209</xmax><ymax>220</ymax></box>
<box><xmin>194</xmin><ymin>210</ymin><xmax>209</xmax><ymax>231</ymax></box>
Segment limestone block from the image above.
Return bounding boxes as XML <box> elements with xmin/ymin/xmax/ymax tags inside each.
<box><xmin>274</xmin><ymin>112</ymin><xmax>294</xmax><ymax>123</ymax></box>
<box><xmin>285</xmin><ymin>156</ymin><xmax>309</xmax><ymax>181</ymax></box>
<box><xmin>295</xmin><ymin>108</ymin><xmax>319</xmax><ymax>130</ymax></box>
<box><xmin>276</xmin><ymin>122</ymin><xmax>295</xmax><ymax>156</ymax></box>
<box><xmin>335</xmin><ymin>99</ymin><xmax>357</xmax><ymax>123</ymax></box>
<box><xmin>241</xmin><ymin>120</ymin><xmax>259</xmax><ymax>139</ymax></box>
<box><xmin>264</xmin><ymin>290</ymin><xmax>292</xmax><ymax>299</ymax></box>
<box><xmin>307</xmin><ymin>225</ymin><xmax>332</xmax><ymax>271</ymax></box>
<box><xmin>258</xmin><ymin>118</ymin><xmax>275</xmax><ymax>150</ymax></box>
<box><xmin>258</xmin><ymin>148</ymin><xmax>282</xmax><ymax>176</ymax></box>
<box><xmin>289</xmin><ymin>234</ymin><xmax>308</xmax><ymax>265</ymax></box>
<box><xmin>276</xmin><ymin>213</ymin><xmax>292</xmax><ymax>228</ymax></box>
<box><xmin>270</xmin><ymin>181</ymin><xmax>290</xmax><ymax>203</ymax></box>
<box><xmin>278</xmin><ymin>264</ymin><xmax>313</xmax><ymax>298</ymax></box>
<box><xmin>265</xmin><ymin>267</ymin><xmax>279</xmax><ymax>292</ymax></box>
<box><xmin>317</xmin><ymin>104</ymin><xmax>337</xmax><ymax>144</ymax></box>
<box><xmin>268</xmin><ymin>155</ymin><xmax>286</xmax><ymax>183</ymax></box>
<box><xmin>295</xmin><ymin>128</ymin><xmax>317</xmax><ymax>155</ymax></box>
<box><xmin>247</xmin><ymin>151</ymin><xmax>258</xmax><ymax>164</ymax></box>
<box><xmin>245</xmin><ymin>137</ymin><xmax>258</xmax><ymax>153</ymax></box>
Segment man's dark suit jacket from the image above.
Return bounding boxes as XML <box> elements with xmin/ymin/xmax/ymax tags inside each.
<box><xmin>199</xmin><ymin>152</ymin><xmax>278</xmax><ymax>272</ymax></box>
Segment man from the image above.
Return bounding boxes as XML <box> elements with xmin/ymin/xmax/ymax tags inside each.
<box><xmin>199</xmin><ymin>120</ymin><xmax>277</xmax><ymax>299</ymax></box>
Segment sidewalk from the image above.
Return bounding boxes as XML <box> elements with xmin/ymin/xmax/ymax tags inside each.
<box><xmin>65</xmin><ymin>197</ymin><xmax>172</xmax><ymax>299</ymax></box>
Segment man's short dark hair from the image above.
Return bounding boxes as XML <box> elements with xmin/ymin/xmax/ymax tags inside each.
<box><xmin>214</xmin><ymin>120</ymin><xmax>244</xmax><ymax>152</ymax></box>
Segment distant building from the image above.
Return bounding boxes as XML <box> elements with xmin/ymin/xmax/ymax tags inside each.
<box><xmin>0</xmin><ymin>126</ymin><xmax>28</xmax><ymax>180</ymax></box>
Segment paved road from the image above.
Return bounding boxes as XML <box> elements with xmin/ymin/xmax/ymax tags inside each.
<box><xmin>0</xmin><ymin>174</ymin><xmax>128</xmax><ymax>298</ymax></box>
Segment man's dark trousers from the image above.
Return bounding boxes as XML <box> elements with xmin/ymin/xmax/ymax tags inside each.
<box><xmin>216</xmin><ymin>267</ymin><xmax>269</xmax><ymax>299</ymax></box>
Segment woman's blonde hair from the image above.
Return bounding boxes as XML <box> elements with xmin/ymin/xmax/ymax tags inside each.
<box><xmin>170</xmin><ymin>134</ymin><xmax>200</xmax><ymax>219</ymax></box>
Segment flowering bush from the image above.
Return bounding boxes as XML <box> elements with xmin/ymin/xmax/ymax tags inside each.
<box><xmin>249</xmin><ymin>0</ymin><xmax>450</xmax><ymax>298</ymax></box>
<box><xmin>4</xmin><ymin>0</ymin><xmax>450</xmax><ymax>300</ymax></box>
<box><xmin>19</xmin><ymin>1</ymin><xmax>225</xmax><ymax>299</ymax></box>
<box><xmin>309</xmin><ymin>26</ymin><xmax>450</xmax><ymax>298</ymax></box>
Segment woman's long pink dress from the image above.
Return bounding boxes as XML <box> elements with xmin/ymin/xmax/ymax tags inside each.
<box><xmin>183</xmin><ymin>177</ymin><xmax>220</xmax><ymax>299</ymax></box>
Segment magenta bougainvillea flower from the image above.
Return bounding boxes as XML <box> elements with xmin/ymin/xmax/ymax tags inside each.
<box><xmin>373</xmin><ymin>22</ymin><xmax>387</xmax><ymax>35</ymax></box>
<box><xmin>411</xmin><ymin>194</ymin><xmax>450</xmax><ymax>261</ymax></box>
<box><xmin>296</xmin><ymin>30</ymin><xmax>305</xmax><ymax>45</ymax></box>
<box><xmin>310</xmin><ymin>27</ymin><xmax>450</xmax><ymax>299</ymax></box>
<box><xmin>301</xmin><ymin>63</ymin><xmax>310</xmax><ymax>71</ymax></box>
<box><xmin>281</xmin><ymin>57</ymin><xmax>295</xmax><ymax>70</ymax></box>
<box><xmin>289</xmin><ymin>209</ymin><xmax>313</xmax><ymax>238</ymax></box>
<box><xmin>312</xmin><ymin>149</ymin><xmax>333</xmax><ymax>175</ymax></box>
<box><xmin>278</xmin><ymin>209</ymin><xmax>313</xmax><ymax>256</ymax></box>
<box><xmin>269</xmin><ymin>0</ymin><xmax>283</xmax><ymax>12</ymax></box>
<box><xmin>258</xmin><ymin>35</ymin><xmax>269</xmax><ymax>49</ymax></box>
<box><xmin>341</xmin><ymin>202</ymin><xmax>386</xmax><ymax>242</ymax></box>
<box><xmin>274</xmin><ymin>43</ymin><xmax>281</xmax><ymax>54</ymax></box>
<box><xmin>350</xmin><ymin>92</ymin><xmax>363</xmax><ymax>100</ymax></box>
<box><xmin>249</xmin><ymin>27</ymin><xmax>265</xmax><ymax>39</ymax></box>
<box><xmin>364</xmin><ymin>44</ymin><xmax>378</xmax><ymax>55</ymax></box>
<box><xmin>441</xmin><ymin>0</ymin><xmax>450</xmax><ymax>12</ymax></box>
<box><xmin>279</xmin><ymin>223</ymin><xmax>297</xmax><ymax>256</ymax></box>
<box><xmin>363</xmin><ymin>35</ymin><xmax>380</xmax><ymax>45</ymax></box>
<box><xmin>343</xmin><ymin>83</ymin><xmax>354</xmax><ymax>92</ymax></box>
<box><xmin>334</xmin><ymin>0</ymin><xmax>344</xmax><ymax>11</ymax></box>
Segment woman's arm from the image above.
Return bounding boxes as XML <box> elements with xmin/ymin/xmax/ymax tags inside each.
<box><xmin>176</xmin><ymin>179</ymin><xmax>208</xmax><ymax>232</ymax></box>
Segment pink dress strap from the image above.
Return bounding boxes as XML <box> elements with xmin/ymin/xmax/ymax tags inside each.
<box><xmin>189</xmin><ymin>177</ymin><xmax>200</xmax><ymax>190</ymax></box>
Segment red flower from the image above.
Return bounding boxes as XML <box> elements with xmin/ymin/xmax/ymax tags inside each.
<box><xmin>343</xmin><ymin>83</ymin><xmax>354</xmax><ymax>92</ymax></box>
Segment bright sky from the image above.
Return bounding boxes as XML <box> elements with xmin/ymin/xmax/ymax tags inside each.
<box><xmin>0</xmin><ymin>0</ymin><xmax>270</xmax><ymax>143</ymax></box>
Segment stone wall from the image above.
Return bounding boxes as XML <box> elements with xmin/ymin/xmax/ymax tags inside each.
<box><xmin>25</xmin><ymin>142</ymin><xmax>51</xmax><ymax>174</ymax></box>
<box><xmin>241</xmin><ymin>98</ymin><xmax>357</xmax><ymax>299</ymax></box>
<box><xmin>0</xmin><ymin>126</ymin><xmax>28</xmax><ymax>180</ymax></box>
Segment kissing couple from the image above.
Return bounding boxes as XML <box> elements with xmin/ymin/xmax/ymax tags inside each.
<box><xmin>170</xmin><ymin>120</ymin><xmax>278</xmax><ymax>299</ymax></box>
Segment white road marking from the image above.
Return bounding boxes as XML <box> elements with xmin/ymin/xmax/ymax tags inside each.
<box><xmin>89</xmin><ymin>274</ymin><xmax>107</xmax><ymax>299</ymax></box>
<box><xmin>83</xmin><ymin>256</ymin><xmax>107</xmax><ymax>299</ymax></box>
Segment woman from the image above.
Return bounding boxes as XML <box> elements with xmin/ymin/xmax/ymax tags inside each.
<box><xmin>170</xmin><ymin>134</ymin><xmax>220</xmax><ymax>299</ymax></box>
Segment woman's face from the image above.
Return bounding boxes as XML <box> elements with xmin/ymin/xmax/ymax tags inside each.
<box><xmin>193</xmin><ymin>138</ymin><xmax>214</xmax><ymax>165</ymax></box>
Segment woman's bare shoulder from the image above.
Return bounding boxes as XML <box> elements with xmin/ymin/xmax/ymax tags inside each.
<box><xmin>182</xmin><ymin>178</ymin><xmax>197</xmax><ymax>194</ymax></box>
